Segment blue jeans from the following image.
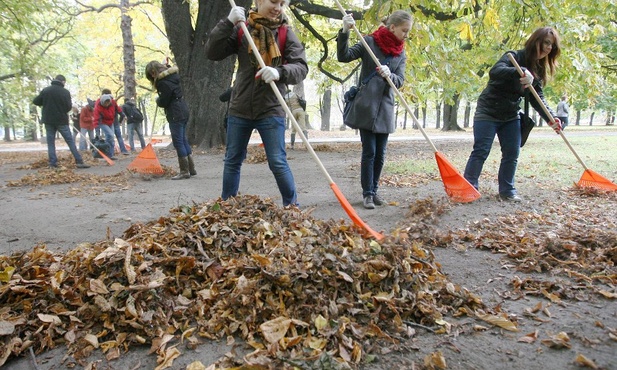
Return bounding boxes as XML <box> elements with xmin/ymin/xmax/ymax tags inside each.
<box><xmin>359</xmin><ymin>129</ymin><xmax>389</xmax><ymax>198</ymax></box>
<box><xmin>113</xmin><ymin>121</ymin><xmax>128</xmax><ymax>153</ymax></box>
<box><xmin>127</xmin><ymin>123</ymin><xmax>146</xmax><ymax>151</ymax></box>
<box><xmin>98</xmin><ymin>124</ymin><xmax>116</xmax><ymax>157</ymax></box>
<box><xmin>79</xmin><ymin>128</ymin><xmax>94</xmax><ymax>151</ymax></box>
<box><xmin>464</xmin><ymin>118</ymin><xmax>521</xmax><ymax>197</ymax></box>
<box><xmin>223</xmin><ymin>115</ymin><xmax>297</xmax><ymax>206</ymax></box>
<box><xmin>169</xmin><ymin>119</ymin><xmax>192</xmax><ymax>157</ymax></box>
<box><xmin>45</xmin><ymin>124</ymin><xmax>84</xmax><ymax>166</ymax></box>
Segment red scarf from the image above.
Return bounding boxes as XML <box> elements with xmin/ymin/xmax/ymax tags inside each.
<box><xmin>372</xmin><ymin>26</ymin><xmax>404</xmax><ymax>56</ymax></box>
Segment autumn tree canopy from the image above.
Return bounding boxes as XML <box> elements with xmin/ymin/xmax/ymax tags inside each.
<box><xmin>1</xmin><ymin>0</ymin><xmax>615</xmax><ymax>144</ymax></box>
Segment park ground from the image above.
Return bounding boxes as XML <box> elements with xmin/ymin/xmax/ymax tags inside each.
<box><xmin>0</xmin><ymin>126</ymin><xmax>616</xmax><ymax>370</ymax></box>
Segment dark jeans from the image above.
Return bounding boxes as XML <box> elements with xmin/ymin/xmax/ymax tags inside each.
<box><xmin>359</xmin><ymin>129</ymin><xmax>389</xmax><ymax>198</ymax></box>
<box><xmin>222</xmin><ymin>115</ymin><xmax>297</xmax><ymax>206</ymax></box>
<box><xmin>45</xmin><ymin>124</ymin><xmax>84</xmax><ymax>166</ymax></box>
<box><xmin>464</xmin><ymin>118</ymin><xmax>520</xmax><ymax>197</ymax></box>
<box><xmin>113</xmin><ymin>121</ymin><xmax>128</xmax><ymax>153</ymax></box>
<box><xmin>127</xmin><ymin>123</ymin><xmax>146</xmax><ymax>151</ymax></box>
<box><xmin>169</xmin><ymin>119</ymin><xmax>192</xmax><ymax>157</ymax></box>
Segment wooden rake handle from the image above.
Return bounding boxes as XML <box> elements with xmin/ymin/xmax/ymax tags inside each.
<box><xmin>333</xmin><ymin>0</ymin><xmax>438</xmax><ymax>153</ymax></box>
<box><xmin>228</xmin><ymin>0</ymin><xmax>335</xmax><ymax>184</ymax></box>
<box><xmin>71</xmin><ymin>125</ymin><xmax>115</xmax><ymax>165</ymax></box>
<box><xmin>507</xmin><ymin>53</ymin><xmax>588</xmax><ymax>170</ymax></box>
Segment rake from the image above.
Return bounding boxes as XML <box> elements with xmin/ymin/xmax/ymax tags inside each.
<box><xmin>333</xmin><ymin>0</ymin><xmax>480</xmax><ymax>203</ymax></box>
<box><xmin>228</xmin><ymin>0</ymin><xmax>383</xmax><ymax>240</ymax></box>
<box><xmin>508</xmin><ymin>53</ymin><xmax>617</xmax><ymax>191</ymax></box>
<box><xmin>71</xmin><ymin>126</ymin><xmax>114</xmax><ymax>166</ymax></box>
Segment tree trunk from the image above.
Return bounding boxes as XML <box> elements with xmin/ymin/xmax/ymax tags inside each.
<box><xmin>320</xmin><ymin>88</ymin><xmax>331</xmax><ymax>131</ymax></box>
<box><xmin>463</xmin><ymin>101</ymin><xmax>470</xmax><ymax>128</ymax></box>
<box><xmin>120</xmin><ymin>0</ymin><xmax>137</xmax><ymax>102</ymax></box>
<box><xmin>160</xmin><ymin>0</ymin><xmax>252</xmax><ymax>150</ymax></box>
<box><xmin>442</xmin><ymin>94</ymin><xmax>463</xmax><ymax>131</ymax></box>
<box><xmin>575</xmin><ymin>110</ymin><xmax>580</xmax><ymax>126</ymax></box>
<box><xmin>422</xmin><ymin>105</ymin><xmax>427</xmax><ymax>129</ymax></box>
<box><xmin>589</xmin><ymin>112</ymin><xmax>595</xmax><ymax>125</ymax></box>
<box><xmin>435</xmin><ymin>100</ymin><xmax>441</xmax><ymax>129</ymax></box>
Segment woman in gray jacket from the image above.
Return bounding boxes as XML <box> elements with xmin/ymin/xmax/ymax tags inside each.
<box><xmin>205</xmin><ymin>0</ymin><xmax>308</xmax><ymax>206</ymax></box>
<box><xmin>338</xmin><ymin>10</ymin><xmax>412</xmax><ymax>209</ymax></box>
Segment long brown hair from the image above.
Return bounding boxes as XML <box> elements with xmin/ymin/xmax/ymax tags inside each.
<box><xmin>524</xmin><ymin>27</ymin><xmax>561</xmax><ymax>85</ymax></box>
<box><xmin>145</xmin><ymin>61</ymin><xmax>168</xmax><ymax>85</ymax></box>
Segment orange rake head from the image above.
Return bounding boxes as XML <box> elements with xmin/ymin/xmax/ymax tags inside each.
<box><xmin>127</xmin><ymin>143</ymin><xmax>164</xmax><ymax>175</ymax></box>
<box><xmin>330</xmin><ymin>183</ymin><xmax>384</xmax><ymax>240</ymax></box>
<box><xmin>577</xmin><ymin>169</ymin><xmax>617</xmax><ymax>191</ymax></box>
<box><xmin>435</xmin><ymin>152</ymin><xmax>481</xmax><ymax>203</ymax></box>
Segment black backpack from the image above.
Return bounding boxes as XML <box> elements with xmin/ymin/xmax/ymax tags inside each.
<box><xmin>127</xmin><ymin>105</ymin><xmax>144</xmax><ymax>123</ymax></box>
<box><xmin>131</xmin><ymin>107</ymin><xmax>144</xmax><ymax>123</ymax></box>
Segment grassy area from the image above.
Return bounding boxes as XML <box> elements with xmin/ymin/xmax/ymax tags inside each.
<box><xmin>385</xmin><ymin>130</ymin><xmax>617</xmax><ymax>188</ymax></box>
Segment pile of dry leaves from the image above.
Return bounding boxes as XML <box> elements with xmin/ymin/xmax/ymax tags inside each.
<box><xmin>0</xmin><ymin>195</ymin><xmax>485</xmax><ymax>369</ymax></box>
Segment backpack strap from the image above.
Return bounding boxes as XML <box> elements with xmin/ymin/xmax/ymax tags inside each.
<box><xmin>237</xmin><ymin>24</ymin><xmax>287</xmax><ymax>59</ymax></box>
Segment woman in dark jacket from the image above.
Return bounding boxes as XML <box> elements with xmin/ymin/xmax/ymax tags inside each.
<box><xmin>337</xmin><ymin>10</ymin><xmax>412</xmax><ymax>209</ymax></box>
<box><xmin>463</xmin><ymin>27</ymin><xmax>562</xmax><ymax>202</ymax></box>
<box><xmin>145</xmin><ymin>61</ymin><xmax>195</xmax><ymax>180</ymax></box>
<box><xmin>205</xmin><ymin>0</ymin><xmax>308</xmax><ymax>206</ymax></box>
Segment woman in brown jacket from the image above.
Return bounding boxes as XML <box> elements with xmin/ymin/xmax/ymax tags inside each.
<box><xmin>205</xmin><ymin>0</ymin><xmax>308</xmax><ymax>206</ymax></box>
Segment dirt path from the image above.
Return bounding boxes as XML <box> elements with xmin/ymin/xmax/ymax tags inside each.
<box><xmin>1</xmin><ymin>131</ymin><xmax>616</xmax><ymax>370</ymax></box>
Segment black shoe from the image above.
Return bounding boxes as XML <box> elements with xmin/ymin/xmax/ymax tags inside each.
<box><xmin>363</xmin><ymin>196</ymin><xmax>375</xmax><ymax>209</ymax></box>
<box><xmin>122</xmin><ymin>152</ymin><xmax>130</xmax><ymax>156</ymax></box>
<box><xmin>499</xmin><ymin>194</ymin><xmax>522</xmax><ymax>202</ymax></box>
<box><xmin>48</xmin><ymin>165</ymin><xmax>58</xmax><ymax>169</ymax></box>
<box><xmin>109</xmin><ymin>156</ymin><xmax>118</xmax><ymax>160</ymax></box>
<box><xmin>76</xmin><ymin>163</ymin><xmax>90</xmax><ymax>169</ymax></box>
<box><xmin>373</xmin><ymin>194</ymin><xmax>384</xmax><ymax>206</ymax></box>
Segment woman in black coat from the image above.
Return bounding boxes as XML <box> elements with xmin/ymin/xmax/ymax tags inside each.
<box><xmin>464</xmin><ymin>27</ymin><xmax>562</xmax><ymax>202</ymax></box>
<box><xmin>145</xmin><ymin>61</ymin><xmax>195</xmax><ymax>180</ymax></box>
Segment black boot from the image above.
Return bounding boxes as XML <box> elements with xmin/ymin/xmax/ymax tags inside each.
<box><xmin>302</xmin><ymin>130</ymin><xmax>308</xmax><ymax>142</ymax></box>
<box><xmin>171</xmin><ymin>156</ymin><xmax>190</xmax><ymax>180</ymax></box>
<box><xmin>187</xmin><ymin>155</ymin><xmax>197</xmax><ymax>176</ymax></box>
<box><xmin>290</xmin><ymin>133</ymin><xmax>296</xmax><ymax>150</ymax></box>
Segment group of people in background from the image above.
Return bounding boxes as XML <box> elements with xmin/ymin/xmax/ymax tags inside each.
<box><xmin>33</xmin><ymin>0</ymin><xmax>567</xmax><ymax>209</ymax></box>
<box><xmin>33</xmin><ymin>77</ymin><xmax>149</xmax><ymax>167</ymax></box>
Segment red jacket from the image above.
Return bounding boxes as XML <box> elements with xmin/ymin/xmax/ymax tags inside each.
<box><xmin>79</xmin><ymin>106</ymin><xmax>95</xmax><ymax>130</ymax></box>
<box><xmin>92</xmin><ymin>98</ymin><xmax>122</xmax><ymax>127</ymax></box>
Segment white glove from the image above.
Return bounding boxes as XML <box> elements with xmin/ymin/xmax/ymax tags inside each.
<box><xmin>549</xmin><ymin>117</ymin><xmax>562</xmax><ymax>133</ymax></box>
<box><xmin>227</xmin><ymin>6</ymin><xmax>245</xmax><ymax>25</ymax></box>
<box><xmin>342</xmin><ymin>14</ymin><xmax>355</xmax><ymax>33</ymax></box>
<box><xmin>255</xmin><ymin>67</ymin><xmax>280</xmax><ymax>84</ymax></box>
<box><xmin>520</xmin><ymin>69</ymin><xmax>534</xmax><ymax>87</ymax></box>
<box><xmin>377</xmin><ymin>65</ymin><xmax>391</xmax><ymax>79</ymax></box>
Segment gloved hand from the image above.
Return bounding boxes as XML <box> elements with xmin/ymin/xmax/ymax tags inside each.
<box><xmin>342</xmin><ymin>14</ymin><xmax>355</xmax><ymax>33</ymax></box>
<box><xmin>377</xmin><ymin>65</ymin><xmax>391</xmax><ymax>79</ymax></box>
<box><xmin>520</xmin><ymin>68</ymin><xmax>534</xmax><ymax>87</ymax></box>
<box><xmin>548</xmin><ymin>117</ymin><xmax>562</xmax><ymax>133</ymax></box>
<box><xmin>255</xmin><ymin>67</ymin><xmax>280</xmax><ymax>84</ymax></box>
<box><xmin>227</xmin><ymin>6</ymin><xmax>245</xmax><ymax>25</ymax></box>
